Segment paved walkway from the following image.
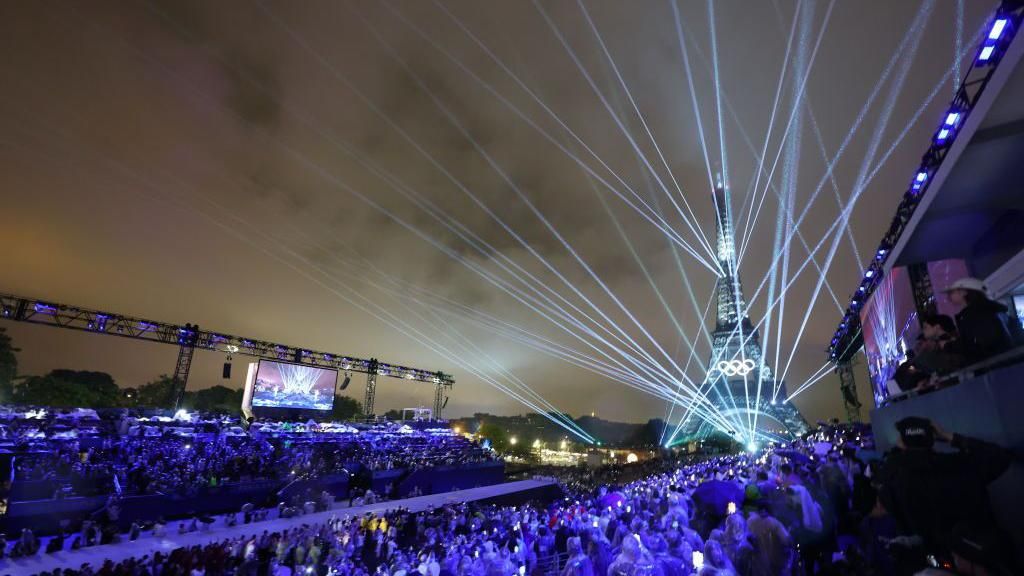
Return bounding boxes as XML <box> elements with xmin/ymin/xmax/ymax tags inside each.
<box><xmin>1</xmin><ymin>479</ymin><xmax>555</xmax><ymax>575</ymax></box>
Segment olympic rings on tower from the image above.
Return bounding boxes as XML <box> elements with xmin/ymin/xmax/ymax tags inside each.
<box><xmin>715</xmin><ymin>359</ymin><xmax>756</xmax><ymax>376</ymax></box>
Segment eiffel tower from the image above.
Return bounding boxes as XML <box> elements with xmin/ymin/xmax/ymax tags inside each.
<box><xmin>683</xmin><ymin>176</ymin><xmax>808</xmax><ymax>442</ymax></box>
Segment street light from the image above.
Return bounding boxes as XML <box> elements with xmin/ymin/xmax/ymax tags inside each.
<box><xmin>510</xmin><ymin>436</ymin><xmax>517</xmax><ymax>445</ymax></box>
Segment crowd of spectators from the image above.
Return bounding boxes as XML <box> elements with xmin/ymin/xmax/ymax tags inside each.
<box><xmin>1</xmin><ymin>411</ymin><xmax>493</xmax><ymax>501</ymax></box>
<box><xmin>13</xmin><ymin>417</ymin><xmax>1015</xmax><ymax>576</ymax></box>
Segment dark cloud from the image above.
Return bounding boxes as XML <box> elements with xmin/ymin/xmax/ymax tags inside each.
<box><xmin>0</xmin><ymin>0</ymin><xmax>996</xmax><ymax>423</ymax></box>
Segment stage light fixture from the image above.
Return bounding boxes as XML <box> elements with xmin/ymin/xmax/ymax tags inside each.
<box><xmin>944</xmin><ymin>112</ymin><xmax>960</xmax><ymax>126</ymax></box>
<box><xmin>912</xmin><ymin>171</ymin><xmax>928</xmax><ymax>191</ymax></box>
<box><xmin>936</xmin><ymin>128</ymin><xmax>951</xmax><ymax>142</ymax></box>
<box><xmin>865</xmin><ymin>270</ymin><xmax>874</xmax><ymax>278</ymax></box>
<box><xmin>989</xmin><ymin>18</ymin><xmax>1008</xmax><ymax>40</ymax></box>
<box><xmin>979</xmin><ymin>45</ymin><xmax>996</xmax><ymax>62</ymax></box>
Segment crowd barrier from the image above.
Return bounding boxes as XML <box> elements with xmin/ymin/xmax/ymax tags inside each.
<box><xmin>870</xmin><ymin>360</ymin><xmax>1024</xmax><ymax>563</ymax></box>
<box><xmin>1</xmin><ymin>478</ymin><xmax>289</xmax><ymax>536</ymax></box>
<box><xmin>1</xmin><ymin>462</ymin><xmax>504</xmax><ymax>537</ymax></box>
<box><xmin>397</xmin><ymin>461</ymin><xmax>504</xmax><ymax>497</ymax></box>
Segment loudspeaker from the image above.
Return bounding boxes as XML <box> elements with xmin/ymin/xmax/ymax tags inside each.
<box><xmin>293</xmin><ymin>350</ymin><xmax>302</xmax><ymax>363</ymax></box>
<box><xmin>339</xmin><ymin>375</ymin><xmax>351</xmax><ymax>390</ymax></box>
<box><xmin>222</xmin><ymin>363</ymin><xmax>232</xmax><ymax>379</ymax></box>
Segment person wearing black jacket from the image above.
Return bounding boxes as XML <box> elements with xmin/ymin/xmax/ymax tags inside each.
<box><xmin>941</xmin><ymin>278</ymin><xmax>1019</xmax><ymax>365</ymax></box>
<box><xmin>877</xmin><ymin>417</ymin><xmax>1012</xmax><ymax>560</ymax></box>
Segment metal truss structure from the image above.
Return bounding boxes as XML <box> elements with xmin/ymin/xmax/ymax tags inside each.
<box><xmin>0</xmin><ymin>293</ymin><xmax>454</xmax><ymax>412</ymax></box>
<box><xmin>835</xmin><ymin>360</ymin><xmax>862</xmax><ymax>423</ymax></box>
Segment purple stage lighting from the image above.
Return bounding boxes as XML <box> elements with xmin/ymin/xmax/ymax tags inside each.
<box><xmin>937</xmin><ymin>128</ymin><xmax>951</xmax><ymax>142</ymax></box>
<box><xmin>979</xmin><ymin>45</ymin><xmax>996</xmax><ymax>62</ymax></box>
<box><xmin>944</xmin><ymin>112</ymin><xmax>960</xmax><ymax>126</ymax></box>
<box><xmin>912</xmin><ymin>171</ymin><xmax>928</xmax><ymax>191</ymax></box>
<box><xmin>865</xmin><ymin>270</ymin><xmax>874</xmax><ymax>278</ymax></box>
<box><xmin>989</xmin><ymin>18</ymin><xmax>1008</xmax><ymax>40</ymax></box>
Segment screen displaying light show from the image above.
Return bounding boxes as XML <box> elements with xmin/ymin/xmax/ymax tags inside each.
<box><xmin>252</xmin><ymin>360</ymin><xmax>337</xmax><ymax>411</ymax></box>
<box><xmin>860</xmin><ymin>266</ymin><xmax>919</xmax><ymax>406</ymax></box>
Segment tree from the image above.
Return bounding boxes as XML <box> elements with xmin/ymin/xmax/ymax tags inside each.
<box><xmin>477</xmin><ymin>421</ymin><xmax>509</xmax><ymax>450</ymax></box>
<box><xmin>382</xmin><ymin>409</ymin><xmax>403</xmax><ymax>421</ymax></box>
<box><xmin>48</xmin><ymin>370</ymin><xmax>122</xmax><ymax>406</ymax></box>
<box><xmin>184</xmin><ymin>385</ymin><xmax>243</xmax><ymax>412</ymax></box>
<box><xmin>628</xmin><ymin>419</ymin><xmax>667</xmax><ymax>447</ymax></box>
<box><xmin>135</xmin><ymin>375</ymin><xmax>177</xmax><ymax>408</ymax></box>
<box><xmin>332</xmin><ymin>395</ymin><xmax>362</xmax><ymax>420</ymax></box>
<box><xmin>13</xmin><ymin>371</ymin><xmax>121</xmax><ymax>407</ymax></box>
<box><xmin>0</xmin><ymin>327</ymin><xmax>18</xmax><ymax>403</ymax></box>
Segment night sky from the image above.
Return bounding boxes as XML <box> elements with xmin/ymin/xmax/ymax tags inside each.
<box><xmin>0</xmin><ymin>1</ymin><xmax>994</xmax><ymax>424</ymax></box>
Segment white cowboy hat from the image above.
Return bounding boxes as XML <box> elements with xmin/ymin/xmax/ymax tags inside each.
<box><xmin>941</xmin><ymin>277</ymin><xmax>988</xmax><ymax>295</ymax></box>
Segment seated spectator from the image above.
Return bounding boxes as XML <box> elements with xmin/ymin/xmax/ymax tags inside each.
<box><xmin>894</xmin><ymin>348</ymin><xmax>933</xmax><ymax>392</ymax></box>
<box><xmin>919</xmin><ymin>315</ymin><xmax>965</xmax><ymax>373</ymax></box>
<box><xmin>941</xmin><ymin>278</ymin><xmax>1020</xmax><ymax>365</ymax></box>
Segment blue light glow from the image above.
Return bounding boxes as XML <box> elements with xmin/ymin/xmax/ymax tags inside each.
<box><xmin>944</xmin><ymin>112</ymin><xmax>960</xmax><ymax>126</ymax></box>
<box><xmin>865</xmin><ymin>270</ymin><xmax>874</xmax><ymax>278</ymax></box>
<box><xmin>979</xmin><ymin>45</ymin><xmax>996</xmax><ymax>62</ymax></box>
<box><xmin>915</xmin><ymin>172</ymin><xmax>927</xmax><ymax>182</ymax></box>
<box><xmin>937</xmin><ymin>128</ymin><xmax>951</xmax><ymax>142</ymax></box>
<box><xmin>989</xmin><ymin>18</ymin><xmax>1007</xmax><ymax>40</ymax></box>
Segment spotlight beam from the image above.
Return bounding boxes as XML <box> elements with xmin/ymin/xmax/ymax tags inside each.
<box><xmin>417</xmin><ymin>0</ymin><xmax>722</xmax><ymax>274</ymax></box>
<box><xmin>669</xmin><ymin>0</ymin><xmax>716</xmax><ymax>192</ymax></box>
<box><xmin>353</xmin><ymin>7</ymin><xmax>700</xmax><ymax>388</ymax></box>
<box><xmin>575</xmin><ymin>0</ymin><xmax>718</xmax><ymax>264</ymax></box>
<box><xmin>737</xmin><ymin>0</ymin><xmax>836</xmax><ymax>261</ymax></box>
<box><xmin>737</xmin><ymin>0</ymin><xmax>801</xmax><ymax>262</ymax></box>
<box><xmin>741</xmin><ymin>0</ymin><xmax>938</xmax><ymax>269</ymax></box>
<box><xmin>531</xmin><ymin>0</ymin><xmax>722</xmax><ymax>272</ymax></box>
<box><xmin>143</xmin><ymin>0</ymin><xmax>676</xmax><ymax>379</ymax></box>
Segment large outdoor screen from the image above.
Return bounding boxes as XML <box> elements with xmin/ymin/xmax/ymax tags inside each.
<box><xmin>860</xmin><ymin>266</ymin><xmax>919</xmax><ymax>406</ymax></box>
<box><xmin>251</xmin><ymin>360</ymin><xmax>337</xmax><ymax>411</ymax></box>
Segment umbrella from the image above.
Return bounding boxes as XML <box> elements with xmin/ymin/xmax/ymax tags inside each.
<box><xmin>598</xmin><ymin>492</ymin><xmax>626</xmax><ymax>511</ymax></box>
<box><xmin>774</xmin><ymin>450</ymin><xmax>812</xmax><ymax>465</ymax></box>
<box><xmin>691</xmin><ymin>480</ymin><xmax>744</xmax><ymax>516</ymax></box>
